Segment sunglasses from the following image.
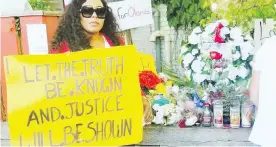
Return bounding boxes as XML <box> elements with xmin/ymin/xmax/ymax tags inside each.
<box><xmin>80</xmin><ymin>6</ymin><xmax>107</xmax><ymax>19</ymax></box>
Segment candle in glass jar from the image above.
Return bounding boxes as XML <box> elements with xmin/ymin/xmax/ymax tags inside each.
<box><xmin>230</xmin><ymin>100</ymin><xmax>240</xmax><ymax>128</ymax></box>
<box><xmin>213</xmin><ymin>100</ymin><xmax>223</xmax><ymax>128</ymax></box>
<box><xmin>241</xmin><ymin>101</ymin><xmax>252</xmax><ymax>128</ymax></box>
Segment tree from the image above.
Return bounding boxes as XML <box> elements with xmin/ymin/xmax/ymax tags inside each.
<box><xmin>152</xmin><ymin>0</ymin><xmax>213</xmax><ymax>31</ymax></box>
<box><xmin>213</xmin><ymin>0</ymin><xmax>276</xmax><ymax>32</ymax></box>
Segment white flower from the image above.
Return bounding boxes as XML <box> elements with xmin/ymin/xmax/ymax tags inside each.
<box><xmin>241</xmin><ymin>42</ymin><xmax>254</xmax><ymax>53</ymax></box>
<box><xmin>188</xmin><ymin>33</ymin><xmax>200</xmax><ymax>45</ymax></box>
<box><xmin>192</xmin><ymin>49</ymin><xmax>199</xmax><ymax>55</ymax></box>
<box><xmin>227</xmin><ymin>66</ymin><xmax>239</xmax><ymax>81</ymax></box>
<box><xmin>201</xmin><ymin>49</ymin><xmax>210</xmax><ymax>57</ymax></box>
<box><xmin>249</xmin><ymin>61</ymin><xmax>254</xmax><ymax>67</ymax></box>
<box><xmin>238</xmin><ymin>66</ymin><xmax>248</xmax><ymax>79</ymax></box>
<box><xmin>167</xmin><ymin>113</ymin><xmax>177</xmax><ymax>125</ymax></box>
<box><xmin>240</xmin><ymin>42</ymin><xmax>254</xmax><ymax>57</ymax></box>
<box><xmin>171</xmin><ymin>85</ymin><xmax>180</xmax><ymax>95</ymax></box>
<box><xmin>217</xmin><ymin>19</ymin><xmax>229</xmax><ymax>26</ymax></box>
<box><xmin>163</xmin><ymin>104</ymin><xmax>175</xmax><ymax>116</ymax></box>
<box><xmin>205</xmin><ymin>22</ymin><xmax>218</xmax><ymax>34</ymax></box>
<box><xmin>241</xmin><ymin>53</ymin><xmax>249</xmax><ymax>60</ymax></box>
<box><xmin>192</xmin><ymin>26</ymin><xmax>202</xmax><ymax>34</ymax></box>
<box><xmin>193</xmin><ymin>73</ymin><xmax>208</xmax><ymax>84</ymax></box>
<box><xmin>201</xmin><ymin>32</ymin><xmax>213</xmax><ymax>42</ymax></box>
<box><xmin>153</xmin><ymin>104</ymin><xmax>161</xmax><ymax>111</ymax></box>
<box><xmin>152</xmin><ymin>114</ymin><xmax>164</xmax><ymax>125</ymax></box>
<box><xmin>185</xmin><ymin>115</ymin><xmax>198</xmax><ymax>126</ymax></box>
<box><xmin>191</xmin><ymin>59</ymin><xmax>205</xmax><ymax>73</ymax></box>
<box><xmin>218</xmin><ymin>43</ymin><xmax>232</xmax><ymax>59</ymax></box>
<box><xmin>159</xmin><ymin>73</ymin><xmax>170</xmax><ymax>82</ymax></box>
<box><xmin>220</xmin><ymin>27</ymin><xmax>230</xmax><ymax>39</ymax></box>
<box><xmin>230</xmin><ymin>27</ymin><xmax>243</xmax><ymax>39</ymax></box>
<box><xmin>233</xmin><ymin>52</ymin><xmax>241</xmax><ymax>60</ymax></box>
<box><xmin>197</xmin><ymin>55</ymin><xmax>202</xmax><ymax>60</ymax></box>
<box><xmin>183</xmin><ymin>53</ymin><xmax>194</xmax><ymax>67</ymax></box>
<box><xmin>152</xmin><ymin>104</ymin><xmax>165</xmax><ymax>124</ymax></box>
<box><xmin>233</xmin><ymin>36</ymin><xmax>244</xmax><ymax>46</ymax></box>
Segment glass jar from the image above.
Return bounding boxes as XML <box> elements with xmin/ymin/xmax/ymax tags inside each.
<box><xmin>202</xmin><ymin>103</ymin><xmax>212</xmax><ymax>127</ymax></box>
<box><xmin>241</xmin><ymin>100</ymin><xmax>252</xmax><ymax>128</ymax></box>
<box><xmin>230</xmin><ymin>100</ymin><xmax>241</xmax><ymax>128</ymax></box>
<box><xmin>213</xmin><ymin>100</ymin><xmax>223</xmax><ymax>128</ymax></box>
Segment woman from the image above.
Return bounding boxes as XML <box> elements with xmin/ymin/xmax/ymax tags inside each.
<box><xmin>249</xmin><ymin>35</ymin><xmax>276</xmax><ymax>147</ymax></box>
<box><xmin>50</xmin><ymin>0</ymin><xmax>124</xmax><ymax>53</ymax></box>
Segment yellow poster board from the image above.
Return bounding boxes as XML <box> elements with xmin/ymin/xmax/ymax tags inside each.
<box><xmin>138</xmin><ymin>53</ymin><xmax>157</xmax><ymax>74</ymax></box>
<box><xmin>4</xmin><ymin>45</ymin><xmax>143</xmax><ymax>146</ymax></box>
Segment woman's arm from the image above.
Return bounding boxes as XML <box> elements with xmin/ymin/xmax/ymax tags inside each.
<box><xmin>249</xmin><ymin>70</ymin><xmax>261</xmax><ymax>107</ymax></box>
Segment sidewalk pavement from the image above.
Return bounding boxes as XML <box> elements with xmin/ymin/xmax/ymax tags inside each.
<box><xmin>1</xmin><ymin>122</ymin><xmax>258</xmax><ymax>146</ymax></box>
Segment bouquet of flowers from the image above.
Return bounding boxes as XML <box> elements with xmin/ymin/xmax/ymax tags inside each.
<box><xmin>179</xmin><ymin>19</ymin><xmax>254</xmax><ymax>88</ymax></box>
<box><xmin>139</xmin><ymin>70</ymin><xmax>185</xmax><ymax>126</ymax></box>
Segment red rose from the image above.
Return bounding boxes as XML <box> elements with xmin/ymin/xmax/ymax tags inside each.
<box><xmin>214</xmin><ymin>23</ymin><xmax>224</xmax><ymax>43</ymax></box>
<box><xmin>139</xmin><ymin>71</ymin><xmax>163</xmax><ymax>89</ymax></box>
<box><xmin>178</xmin><ymin>119</ymin><xmax>186</xmax><ymax>128</ymax></box>
<box><xmin>210</xmin><ymin>51</ymin><xmax>223</xmax><ymax>60</ymax></box>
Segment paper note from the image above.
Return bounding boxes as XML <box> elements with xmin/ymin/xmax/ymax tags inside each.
<box><xmin>26</xmin><ymin>24</ymin><xmax>49</xmax><ymax>55</ymax></box>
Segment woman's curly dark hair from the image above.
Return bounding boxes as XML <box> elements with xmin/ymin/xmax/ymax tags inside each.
<box><xmin>51</xmin><ymin>0</ymin><xmax>121</xmax><ymax>52</ymax></box>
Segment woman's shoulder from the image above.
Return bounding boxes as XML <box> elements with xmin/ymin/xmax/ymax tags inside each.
<box><xmin>49</xmin><ymin>41</ymin><xmax>70</xmax><ymax>54</ymax></box>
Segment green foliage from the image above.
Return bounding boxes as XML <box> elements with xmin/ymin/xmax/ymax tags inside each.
<box><xmin>29</xmin><ymin>0</ymin><xmax>51</xmax><ymax>11</ymax></box>
<box><xmin>215</xmin><ymin>0</ymin><xmax>276</xmax><ymax>32</ymax></box>
<box><xmin>152</xmin><ymin>0</ymin><xmax>213</xmax><ymax>30</ymax></box>
<box><xmin>161</xmin><ymin>62</ymin><xmax>187</xmax><ymax>86</ymax></box>
<box><xmin>153</xmin><ymin>0</ymin><xmax>276</xmax><ymax>32</ymax></box>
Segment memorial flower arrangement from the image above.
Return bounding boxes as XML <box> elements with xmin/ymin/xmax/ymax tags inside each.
<box><xmin>138</xmin><ymin>19</ymin><xmax>256</xmax><ymax>128</ymax></box>
<box><xmin>179</xmin><ymin>19</ymin><xmax>254</xmax><ymax>88</ymax></box>
<box><xmin>174</xmin><ymin>20</ymin><xmax>255</xmax><ymax>127</ymax></box>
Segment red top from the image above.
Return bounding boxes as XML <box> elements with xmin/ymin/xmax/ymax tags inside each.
<box><xmin>49</xmin><ymin>34</ymin><xmax>125</xmax><ymax>54</ymax></box>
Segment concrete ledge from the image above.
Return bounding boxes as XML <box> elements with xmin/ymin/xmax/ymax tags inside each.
<box><xmin>1</xmin><ymin>122</ymin><xmax>257</xmax><ymax>146</ymax></box>
<box><xmin>141</xmin><ymin>126</ymin><xmax>257</xmax><ymax>146</ymax></box>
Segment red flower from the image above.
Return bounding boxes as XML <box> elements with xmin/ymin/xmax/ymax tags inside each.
<box><xmin>178</xmin><ymin>119</ymin><xmax>186</xmax><ymax>128</ymax></box>
<box><xmin>210</xmin><ymin>51</ymin><xmax>222</xmax><ymax>60</ymax></box>
<box><xmin>139</xmin><ymin>71</ymin><xmax>163</xmax><ymax>89</ymax></box>
<box><xmin>214</xmin><ymin>23</ymin><xmax>224</xmax><ymax>43</ymax></box>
